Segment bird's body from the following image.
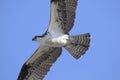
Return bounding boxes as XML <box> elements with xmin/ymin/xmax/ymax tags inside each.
<box><xmin>48</xmin><ymin>34</ymin><xmax>69</xmax><ymax>47</ymax></box>
<box><xmin>18</xmin><ymin>0</ymin><xmax>91</xmax><ymax>80</ymax></box>
<box><xmin>35</xmin><ymin>32</ymin><xmax>69</xmax><ymax>47</ymax></box>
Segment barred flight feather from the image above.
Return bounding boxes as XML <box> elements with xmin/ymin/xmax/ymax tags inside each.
<box><xmin>65</xmin><ymin>33</ymin><xmax>90</xmax><ymax>59</ymax></box>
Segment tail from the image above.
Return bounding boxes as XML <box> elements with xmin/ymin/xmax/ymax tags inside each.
<box><xmin>64</xmin><ymin>33</ymin><xmax>90</xmax><ymax>59</ymax></box>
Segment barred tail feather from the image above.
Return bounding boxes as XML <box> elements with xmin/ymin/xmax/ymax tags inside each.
<box><xmin>65</xmin><ymin>33</ymin><xmax>90</xmax><ymax>59</ymax></box>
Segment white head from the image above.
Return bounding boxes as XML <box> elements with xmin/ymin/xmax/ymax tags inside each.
<box><xmin>32</xmin><ymin>35</ymin><xmax>44</xmax><ymax>42</ymax></box>
<box><xmin>32</xmin><ymin>31</ymin><xmax>50</xmax><ymax>43</ymax></box>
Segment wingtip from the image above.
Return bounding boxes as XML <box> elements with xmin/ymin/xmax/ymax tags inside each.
<box><xmin>17</xmin><ymin>63</ymin><xmax>30</xmax><ymax>80</ymax></box>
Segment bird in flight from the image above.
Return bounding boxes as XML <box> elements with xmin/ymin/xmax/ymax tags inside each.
<box><xmin>17</xmin><ymin>0</ymin><xmax>90</xmax><ymax>80</ymax></box>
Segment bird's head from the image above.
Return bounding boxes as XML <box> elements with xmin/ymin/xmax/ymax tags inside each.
<box><xmin>32</xmin><ymin>31</ymin><xmax>49</xmax><ymax>42</ymax></box>
<box><xmin>32</xmin><ymin>35</ymin><xmax>44</xmax><ymax>42</ymax></box>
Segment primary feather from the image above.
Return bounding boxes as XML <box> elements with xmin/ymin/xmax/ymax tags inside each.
<box><xmin>17</xmin><ymin>47</ymin><xmax>62</xmax><ymax>80</ymax></box>
<box><xmin>48</xmin><ymin>0</ymin><xmax>78</xmax><ymax>34</ymax></box>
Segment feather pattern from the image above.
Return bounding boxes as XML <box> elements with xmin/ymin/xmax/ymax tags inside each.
<box><xmin>17</xmin><ymin>47</ymin><xmax>62</xmax><ymax>80</ymax></box>
<box><xmin>49</xmin><ymin>0</ymin><xmax>78</xmax><ymax>34</ymax></box>
<box><xmin>65</xmin><ymin>33</ymin><xmax>90</xmax><ymax>59</ymax></box>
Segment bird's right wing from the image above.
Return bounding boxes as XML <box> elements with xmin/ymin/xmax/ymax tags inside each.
<box><xmin>48</xmin><ymin>0</ymin><xmax>78</xmax><ymax>34</ymax></box>
<box><xmin>17</xmin><ymin>46</ymin><xmax>62</xmax><ymax>80</ymax></box>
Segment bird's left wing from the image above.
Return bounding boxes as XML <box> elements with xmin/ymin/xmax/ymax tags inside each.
<box><xmin>48</xmin><ymin>0</ymin><xmax>78</xmax><ymax>34</ymax></box>
<box><xmin>17</xmin><ymin>47</ymin><xmax>62</xmax><ymax>80</ymax></box>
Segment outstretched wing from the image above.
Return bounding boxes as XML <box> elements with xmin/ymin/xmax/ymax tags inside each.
<box><xmin>17</xmin><ymin>47</ymin><xmax>62</xmax><ymax>80</ymax></box>
<box><xmin>48</xmin><ymin>0</ymin><xmax>78</xmax><ymax>34</ymax></box>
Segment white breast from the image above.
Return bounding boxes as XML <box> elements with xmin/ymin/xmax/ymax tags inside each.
<box><xmin>50</xmin><ymin>35</ymin><xmax>69</xmax><ymax>47</ymax></box>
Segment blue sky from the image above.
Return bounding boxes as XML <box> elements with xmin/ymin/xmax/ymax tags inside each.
<box><xmin>0</xmin><ymin>0</ymin><xmax>120</xmax><ymax>80</ymax></box>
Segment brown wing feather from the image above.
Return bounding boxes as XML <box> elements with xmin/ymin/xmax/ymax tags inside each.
<box><xmin>49</xmin><ymin>0</ymin><xmax>78</xmax><ymax>33</ymax></box>
<box><xmin>17</xmin><ymin>47</ymin><xmax>62</xmax><ymax>80</ymax></box>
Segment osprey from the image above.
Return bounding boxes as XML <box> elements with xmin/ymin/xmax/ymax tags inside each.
<box><xmin>18</xmin><ymin>0</ymin><xmax>90</xmax><ymax>80</ymax></box>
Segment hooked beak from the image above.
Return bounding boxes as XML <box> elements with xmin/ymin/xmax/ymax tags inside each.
<box><xmin>32</xmin><ymin>36</ymin><xmax>37</xmax><ymax>41</ymax></box>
